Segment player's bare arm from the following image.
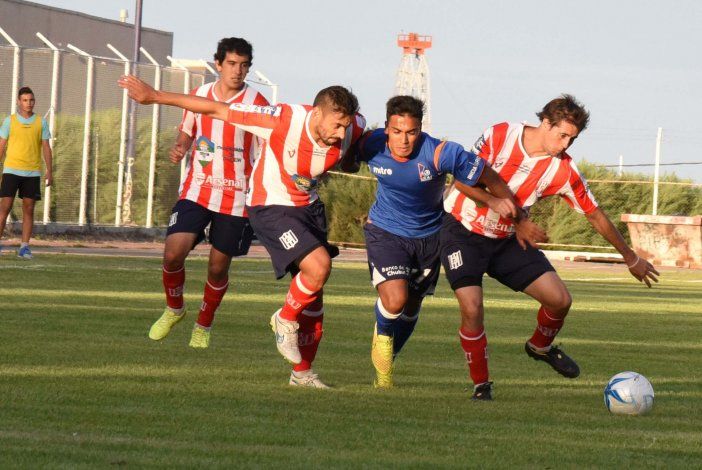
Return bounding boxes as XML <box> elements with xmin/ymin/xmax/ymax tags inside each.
<box><xmin>118</xmin><ymin>75</ymin><xmax>229</xmax><ymax>121</ymax></box>
<box><xmin>42</xmin><ymin>139</ymin><xmax>53</xmax><ymax>186</ymax></box>
<box><xmin>170</xmin><ymin>132</ymin><xmax>194</xmax><ymax>164</ymax></box>
<box><xmin>585</xmin><ymin>208</ymin><xmax>659</xmax><ymax>287</ymax></box>
<box><xmin>0</xmin><ymin>138</ymin><xmax>7</xmax><ymax>162</ymax></box>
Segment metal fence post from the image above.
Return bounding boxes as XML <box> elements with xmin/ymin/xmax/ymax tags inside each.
<box><xmin>141</xmin><ymin>47</ymin><xmax>161</xmax><ymax>228</ymax></box>
<box><xmin>0</xmin><ymin>27</ymin><xmax>20</xmax><ymax>115</ymax></box>
<box><xmin>107</xmin><ymin>44</ymin><xmax>130</xmax><ymax>227</ymax></box>
<box><xmin>652</xmin><ymin>127</ymin><xmax>662</xmax><ymax>216</ymax></box>
<box><xmin>36</xmin><ymin>32</ymin><xmax>59</xmax><ymax>225</ymax></box>
<box><xmin>68</xmin><ymin>44</ymin><xmax>94</xmax><ymax>226</ymax></box>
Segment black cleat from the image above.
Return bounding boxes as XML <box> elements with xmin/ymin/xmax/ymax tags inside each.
<box><xmin>471</xmin><ymin>381</ymin><xmax>493</xmax><ymax>401</ymax></box>
<box><xmin>525</xmin><ymin>342</ymin><xmax>580</xmax><ymax>378</ymax></box>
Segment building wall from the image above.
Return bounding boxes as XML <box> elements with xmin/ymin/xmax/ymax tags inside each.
<box><xmin>0</xmin><ymin>0</ymin><xmax>172</xmax><ymax>63</ymax></box>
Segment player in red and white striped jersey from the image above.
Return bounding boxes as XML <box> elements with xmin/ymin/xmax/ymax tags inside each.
<box><xmin>120</xmin><ymin>73</ymin><xmax>365</xmax><ymax>387</ymax></box>
<box><xmin>440</xmin><ymin>95</ymin><xmax>659</xmax><ymax>400</ymax></box>
<box><xmin>148</xmin><ymin>38</ymin><xmax>268</xmax><ymax>350</ymax></box>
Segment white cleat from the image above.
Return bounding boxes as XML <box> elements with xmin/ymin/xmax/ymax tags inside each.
<box><xmin>289</xmin><ymin>370</ymin><xmax>330</xmax><ymax>389</ymax></box>
<box><xmin>270</xmin><ymin>309</ymin><xmax>302</xmax><ymax>364</ymax></box>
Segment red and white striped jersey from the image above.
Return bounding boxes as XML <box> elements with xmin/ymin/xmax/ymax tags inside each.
<box><xmin>444</xmin><ymin>122</ymin><xmax>598</xmax><ymax>238</ymax></box>
<box><xmin>179</xmin><ymin>82</ymin><xmax>269</xmax><ymax>216</ymax></box>
<box><xmin>224</xmin><ymin>103</ymin><xmax>366</xmax><ymax>207</ymax></box>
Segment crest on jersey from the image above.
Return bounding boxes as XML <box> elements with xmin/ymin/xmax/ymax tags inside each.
<box><xmin>471</xmin><ymin>135</ymin><xmax>486</xmax><ymax>154</ymax></box>
<box><xmin>292</xmin><ymin>174</ymin><xmax>318</xmax><ymax>192</ymax></box>
<box><xmin>418</xmin><ymin>163</ymin><xmax>433</xmax><ymax>182</ymax></box>
<box><xmin>195</xmin><ymin>136</ymin><xmax>215</xmax><ymax>155</ymax></box>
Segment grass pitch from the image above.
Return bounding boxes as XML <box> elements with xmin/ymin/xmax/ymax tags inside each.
<box><xmin>0</xmin><ymin>253</ymin><xmax>700</xmax><ymax>468</ymax></box>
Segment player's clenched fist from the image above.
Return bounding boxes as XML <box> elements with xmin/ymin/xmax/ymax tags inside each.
<box><xmin>169</xmin><ymin>143</ymin><xmax>188</xmax><ymax>164</ymax></box>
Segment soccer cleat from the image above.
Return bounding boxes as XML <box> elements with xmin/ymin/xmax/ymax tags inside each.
<box><xmin>148</xmin><ymin>307</ymin><xmax>186</xmax><ymax>340</ymax></box>
<box><xmin>525</xmin><ymin>342</ymin><xmax>580</xmax><ymax>378</ymax></box>
<box><xmin>17</xmin><ymin>245</ymin><xmax>33</xmax><ymax>259</ymax></box>
<box><xmin>471</xmin><ymin>381</ymin><xmax>493</xmax><ymax>401</ymax></box>
<box><xmin>270</xmin><ymin>309</ymin><xmax>301</xmax><ymax>364</ymax></box>
<box><xmin>289</xmin><ymin>370</ymin><xmax>330</xmax><ymax>389</ymax></box>
<box><xmin>189</xmin><ymin>324</ymin><xmax>211</xmax><ymax>349</ymax></box>
<box><xmin>371</xmin><ymin>324</ymin><xmax>394</xmax><ymax>389</ymax></box>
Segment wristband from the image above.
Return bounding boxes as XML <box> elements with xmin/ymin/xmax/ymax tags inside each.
<box><xmin>626</xmin><ymin>255</ymin><xmax>640</xmax><ymax>269</ymax></box>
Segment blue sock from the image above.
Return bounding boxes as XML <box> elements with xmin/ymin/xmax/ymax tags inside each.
<box><xmin>374</xmin><ymin>298</ymin><xmax>399</xmax><ymax>337</ymax></box>
<box><xmin>393</xmin><ymin>312</ymin><xmax>419</xmax><ymax>356</ymax></box>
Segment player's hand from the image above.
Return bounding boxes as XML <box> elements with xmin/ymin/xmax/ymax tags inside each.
<box><xmin>514</xmin><ymin>218</ymin><xmax>548</xmax><ymax>250</ymax></box>
<box><xmin>45</xmin><ymin>171</ymin><xmax>53</xmax><ymax>187</ymax></box>
<box><xmin>169</xmin><ymin>143</ymin><xmax>187</xmax><ymax>164</ymax></box>
<box><xmin>487</xmin><ymin>196</ymin><xmax>518</xmax><ymax>219</ymax></box>
<box><xmin>118</xmin><ymin>75</ymin><xmax>157</xmax><ymax>104</ymax></box>
<box><xmin>626</xmin><ymin>255</ymin><xmax>660</xmax><ymax>288</ymax></box>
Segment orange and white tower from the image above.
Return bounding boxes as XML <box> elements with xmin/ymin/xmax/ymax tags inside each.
<box><xmin>394</xmin><ymin>32</ymin><xmax>432</xmax><ymax>131</ymax></box>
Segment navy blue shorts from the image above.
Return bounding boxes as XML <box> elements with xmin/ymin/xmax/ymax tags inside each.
<box><xmin>439</xmin><ymin>213</ymin><xmax>555</xmax><ymax>292</ymax></box>
<box><xmin>0</xmin><ymin>173</ymin><xmax>41</xmax><ymax>200</ymax></box>
<box><xmin>247</xmin><ymin>200</ymin><xmax>339</xmax><ymax>279</ymax></box>
<box><xmin>166</xmin><ymin>199</ymin><xmax>254</xmax><ymax>257</ymax></box>
<box><xmin>363</xmin><ymin>222</ymin><xmax>441</xmax><ymax>297</ymax></box>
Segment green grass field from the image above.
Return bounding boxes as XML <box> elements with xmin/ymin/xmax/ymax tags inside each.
<box><xmin>1</xmin><ymin>253</ymin><xmax>701</xmax><ymax>468</ymax></box>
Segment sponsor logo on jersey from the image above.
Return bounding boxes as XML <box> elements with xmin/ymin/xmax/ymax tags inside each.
<box><xmin>195</xmin><ymin>136</ymin><xmax>215</xmax><ymax>155</ymax></box>
<box><xmin>475</xmin><ymin>215</ymin><xmax>515</xmax><ymax>233</ymax></box>
<box><xmin>292</xmin><ymin>174</ymin><xmax>318</xmax><ymax>192</ymax></box>
<box><xmin>371</xmin><ymin>166</ymin><xmax>392</xmax><ymax>176</ymax></box>
<box><xmin>229</xmin><ymin>103</ymin><xmax>280</xmax><ymax>116</ymax></box>
<box><xmin>193</xmin><ymin>174</ymin><xmax>244</xmax><ymax>191</ymax></box>
<box><xmin>418</xmin><ymin>163</ymin><xmax>433</xmax><ymax>182</ymax></box>
<box><xmin>279</xmin><ymin>230</ymin><xmax>299</xmax><ymax>250</ymax></box>
<box><xmin>221</xmin><ymin>145</ymin><xmax>245</xmax><ymax>163</ymax></box>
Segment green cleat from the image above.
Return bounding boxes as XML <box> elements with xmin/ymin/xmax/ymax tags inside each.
<box><xmin>189</xmin><ymin>324</ymin><xmax>211</xmax><ymax>349</ymax></box>
<box><xmin>148</xmin><ymin>307</ymin><xmax>186</xmax><ymax>340</ymax></box>
<box><xmin>371</xmin><ymin>324</ymin><xmax>394</xmax><ymax>389</ymax></box>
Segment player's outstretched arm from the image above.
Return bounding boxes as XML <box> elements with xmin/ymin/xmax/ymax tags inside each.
<box><xmin>118</xmin><ymin>75</ymin><xmax>229</xmax><ymax>121</ymax></box>
<box><xmin>585</xmin><ymin>208</ymin><xmax>660</xmax><ymax>287</ymax></box>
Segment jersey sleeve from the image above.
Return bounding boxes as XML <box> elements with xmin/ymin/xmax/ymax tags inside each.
<box><xmin>356</xmin><ymin>128</ymin><xmax>384</xmax><ymax>163</ymax></box>
<box><xmin>0</xmin><ymin>116</ymin><xmax>10</xmax><ymax>139</ymax></box>
<box><xmin>178</xmin><ymin>88</ymin><xmax>199</xmax><ymax>138</ymax></box>
<box><xmin>559</xmin><ymin>160</ymin><xmax>599</xmax><ymax>214</ymax></box>
<box><xmin>435</xmin><ymin>140</ymin><xmax>485</xmax><ymax>187</ymax></box>
<box><xmin>41</xmin><ymin>117</ymin><xmax>51</xmax><ymax>140</ymax></box>
<box><xmin>226</xmin><ymin>103</ymin><xmax>283</xmax><ymax>140</ymax></box>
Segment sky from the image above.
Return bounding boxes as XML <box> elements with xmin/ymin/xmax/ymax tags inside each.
<box><xmin>31</xmin><ymin>0</ymin><xmax>702</xmax><ymax>182</ymax></box>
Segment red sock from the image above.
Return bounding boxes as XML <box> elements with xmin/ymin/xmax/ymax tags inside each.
<box><xmin>459</xmin><ymin>327</ymin><xmax>489</xmax><ymax>385</ymax></box>
<box><xmin>529</xmin><ymin>307</ymin><xmax>565</xmax><ymax>349</ymax></box>
<box><xmin>196</xmin><ymin>277</ymin><xmax>229</xmax><ymax>328</ymax></box>
<box><xmin>293</xmin><ymin>307</ymin><xmax>324</xmax><ymax>373</ymax></box>
<box><xmin>163</xmin><ymin>266</ymin><xmax>185</xmax><ymax>310</ymax></box>
<box><xmin>279</xmin><ymin>273</ymin><xmax>318</xmax><ymax>322</ymax></box>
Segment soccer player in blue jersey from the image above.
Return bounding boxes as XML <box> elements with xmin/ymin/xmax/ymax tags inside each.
<box><xmin>341</xmin><ymin>96</ymin><xmax>542</xmax><ymax>388</ymax></box>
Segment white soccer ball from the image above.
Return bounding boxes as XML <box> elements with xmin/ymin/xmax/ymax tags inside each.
<box><xmin>604</xmin><ymin>371</ymin><xmax>655</xmax><ymax>415</ymax></box>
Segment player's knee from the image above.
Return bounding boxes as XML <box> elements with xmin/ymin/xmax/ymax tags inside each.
<box><xmin>379</xmin><ymin>290</ymin><xmax>407</xmax><ymax>315</ymax></box>
<box><xmin>163</xmin><ymin>250</ymin><xmax>185</xmax><ymax>271</ymax></box>
<box><xmin>547</xmin><ymin>289</ymin><xmax>572</xmax><ymax>316</ymax></box>
<box><xmin>302</xmin><ymin>263</ymin><xmax>330</xmax><ymax>292</ymax></box>
<box><xmin>207</xmin><ymin>264</ymin><xmax>229</xmax><ymax>283</ymax></box>
<box><xmin>458</xmin><ymin>296</ymin><xmax>483</xmax><ymax>320</ymax></box>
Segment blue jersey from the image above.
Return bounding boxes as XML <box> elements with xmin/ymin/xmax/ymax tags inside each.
<box><xmin>358</xmin><ymin>129</ymin><xmax>485</xmax><ymax>238</ymax></box>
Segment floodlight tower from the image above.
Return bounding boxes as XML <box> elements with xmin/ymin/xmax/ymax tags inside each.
<box><xmin>394</xmin><ymin>32</ymin><xmax>432</xmax><ymax>131</ymax></box>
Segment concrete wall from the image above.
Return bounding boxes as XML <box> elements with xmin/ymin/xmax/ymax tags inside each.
<box><xmin>0</xmin><ymin>0</ymin><xmax>172</xmax><ymax>63</ymax></box>
<box><xmin>622</xmin><ymin>214</ymin><xmax>702</xmax><ymax>269</ymax></box>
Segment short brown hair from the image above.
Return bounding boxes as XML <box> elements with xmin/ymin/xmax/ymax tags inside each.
<box><xmin>537</xmin><ymin>94</ymin><xmax>590</xmax><ymax>131</ymax></box>
<box><xmin>18</xmin><ymin>86</ymin><xmax>34</xmax><ymax>98</ymax></box>
<box><xmin>386</xmin><ymin>95</ymin><xmax>424</xmax><ymax>122</ymax></box>
<box><xmin>313</xmin><ymin>86</ymin><xmax>359</xmax><ymax>116</ymax></box>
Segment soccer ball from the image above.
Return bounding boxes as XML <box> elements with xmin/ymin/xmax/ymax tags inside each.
<box><xmin>604</xmin><ymin>371</ymin><xmax>654</xmax><ymax>415</ymax></box>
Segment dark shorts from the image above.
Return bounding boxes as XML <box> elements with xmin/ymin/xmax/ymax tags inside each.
<box><xmin>440</xmin><ymin>213</ymin><xmax>555</xmax><ymax>292</ymax></box>
<box><xmin>0</xmin><ymin>173</ymin><xmax>41</xmax><ymax>200</ymax></box>
<box><xmin>166</xmin><ymin>199</ymin><xmax>254</xmax><ymax>257</ymax></box>
<box><xmin>364</xmin><ymin>222</ymin><xmax>441</xmax><ymax>297</ymax></box>
<box><xmin>247</xmin><ymin>199</ymin><xmax>339</xmax><ymax>279</ymax></box>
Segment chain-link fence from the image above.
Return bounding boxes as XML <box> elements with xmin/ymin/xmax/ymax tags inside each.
<box><xmin>0</xmin><ymin>45</ymin><xmax>208</xmax><ymax>227</ymax></box>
